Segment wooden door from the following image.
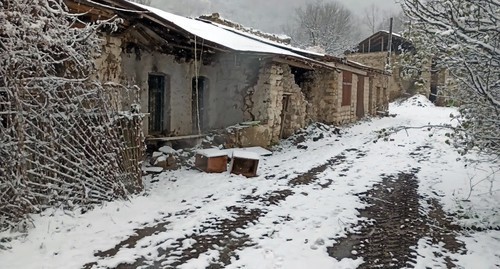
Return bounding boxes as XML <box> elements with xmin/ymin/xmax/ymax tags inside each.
<box><xmin>148</xmin><ymin>74</ymin><xmax>167</xmax><ymax>133</ymax></box>
<box><xmin>356</xmin><ymin>76</ymin><xmax>365</xmax><ymax>119</ymax></box>
<box><xmin>279</xmin><ymin>94</ymin><xmax>291</xmax><ymax>138</ymax></box>
<box><xmin>192</xmin><ymin>76</ymin><xmax>208</xmax><ymax>133</ymax></box>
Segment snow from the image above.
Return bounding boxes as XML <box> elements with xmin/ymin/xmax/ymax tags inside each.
<box><xmin>379</xmin><ymin>29</ymin><xmax>403</xmax><ymax>38</ymax></box>
<box><xmin>142</xmin><ymin>167</ymin><xmax>164</xmax><ymax>173</ymax></box>
<box><xmin>196</xmin><ymin>148</ymin><xmax>228</xmax><ymax>158</ymax></box>
<box><xmin>1</xmin><ymin>95</ymin><xmax>498</xmax><ymax>269</ymax></box>
<box><xmin>208</xmin><ymin>21</ymin><xmax>325</xmax><ymax>57</ymax></box>
<box><xmin>222</xmin><ymin>147</ymin><xmax>273</xmax><ymax>157</ymax></box>
<box><xmin>232</xmin><ymin>150</ymin><xmax>260</xmax><ymax>160</ymax></box>
<box><xmin>154</xmin><ymin>155</ymin><xmax>167</xmax><ymax>163</ymax></box>
<box><xmin>152</xmin><ymin>151</ymin><xmax>163</xmax><ymax>158</ymax></box>
<box><xmin>127</xmin><ymin>2</ymin><xmax>313</xmax><ymax>60</ymax></box>
<box><xmin>158</xmin><ymin>146</ymin><xmax>176</xmax><ymax>155</ymax></box>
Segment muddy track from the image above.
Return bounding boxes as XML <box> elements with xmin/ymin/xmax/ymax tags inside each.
<box><xmin>84</xmin><ymin>147</ymin><xmax>367</xmax><ymax>269</ymax></box>
<box><xmin>328</xmin><ymin>168</ymin><xmax>465</xmax><ymax>268</ymax></box>
<box><xmin>82</xmin><ymin>189</ymin><xmax>293</xmax><ymax>269</ymax></box>
<box><xmin>288</xmin><ymin>148</ymin><xmax>365</xmax><ymax>187</ymax></box>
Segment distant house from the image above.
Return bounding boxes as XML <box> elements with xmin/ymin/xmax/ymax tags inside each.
<box><xmin>347</xmin><ymin>30</ymin><xmax>448</xmax><ymax>103</ymax></box>
<box><xmin>355</xmin><ymin>30</ymin><xmax>412</xmax><ymax>54</ymax></box>
<box><xmin>67</xmin><ymin>0</ymin><xmax>389</xmax><ymax>147</ymax></box>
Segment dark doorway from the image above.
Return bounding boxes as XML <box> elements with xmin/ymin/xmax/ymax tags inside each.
<box><xmin>279</xmin><ymin>94</ymin><xmax>291</xmax><ymax>138</ymax></box>
<box><xmin>148</xmin><ymin>74</ymin><xmax>168</xmax><ymax>134</ymax></box>
<box><xmin>429</xmin><ymin>60</ymin><xmax>439</xmax><ymax>103</ymax></box>
<box><xmin>368</xmin><ymin>77</ymin><xmax>374</xmax><ymax>114</ymax></box>
<box><xmin>430</xmin><ymin>71</ymin><xmax>439</xmax><ymax>103</ymax></box>
<box><xmin>356</xmin><ymin>76</ymin><xmax>365</xmax><ymax>119</ymax></box>
<box><xmin>192</xmin><ymin>76</ymin><xmax>208</xmax><ymax>133</ymax></box>
<box><xmin>376</xmin><ymin>87</ymin><xmax>381</xmax><ymax>110</ymax></box>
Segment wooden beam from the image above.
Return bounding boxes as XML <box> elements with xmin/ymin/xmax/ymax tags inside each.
<box><xmin>272</xmin><ymin>57</ymin><xmax>315</xmax><ymax>70</ymax></box>
<box><xmin>66</xmin><ymin>1</ymin><xmax>115</xmax><ymax>19</ymax></box>
<box><xmin>325</xmin><ymin>62</ymin><xmax>368</xmax><ymax>76</ymax></box>
<box><xmin>146</xmin><ymin>134</ymin><xmax>205</xmax><ymax>142</ymax></box>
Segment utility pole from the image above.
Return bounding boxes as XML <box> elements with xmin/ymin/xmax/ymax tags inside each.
<box><xmin>386</xmin><ymin>17</ymin><xmax>394</xmax><ymax>71</ymax></box>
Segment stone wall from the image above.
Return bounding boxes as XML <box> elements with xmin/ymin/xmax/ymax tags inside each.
<box><xmin>245</xmin><ymin>61</ymin><xmax>308</xmax><ymax>144</ymax></box>
<box><xmin>361</xmin><ymin>76</ymin><xmax>371</xmax><ymax>117</ymax></box>
<box><xmin>368</xmin><ymin>73</ymin><xmax>390</xmax><ymax>114</ymax></box>
<box><xmin>95</xmin><ymin>36</ymin><xmax>122</xmax><ymax>83</ymax></box>
<box><xmin>347</xmin><ymin>52</ymin><xmax>417</xmax><ymax>101</ymax></box>
<box><xmin>301</xmin><ymin>70</ymin><xmax>338</xmax><ymax>124</ymax></box>
<box><xmin>280</xmin><ymin>67</ymin><xmax>307</xmax><ymax>138</ymax></box>
<box><xmin>95</xmin><ymin>31</ymin><xmax>308</xmax><ymax>146</ymax></box>
<box><xmin>419</xmin><ymin>61</ymin><xmax>432</xmax><ymax>98</ymax></box>
<box><xmin>94</xmin><ymin>35</ymin><xmax>139</xmax><ymax>111</ymax></box>
<box><xmin>95</xmin><ymin>31</ymin><xmax>390</xmax><ymax>147</ymax></box>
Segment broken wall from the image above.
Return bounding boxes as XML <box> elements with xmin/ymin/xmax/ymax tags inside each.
<box><xmin>201</xmin><ymin>54</ymin><xmax>261</xmax><ymax>131</ymax></box>
<box><xmin>300</xmin><ymin>69</ymin><xmax>338</xmax><ymax>124</ymax></box>
<box><xmin>245</xmin><ymin>61</ymin><xmax>308</xmax><ymax>144</ymax></box>
<box><xmin>94</xmin><ymin>35</ymin><xmax>139</xmax><ymax>111</ymax></box>
<box><xmin>95</xmin><ymin>31</ymin><xmax>388</xmax><ymax>148</ymax></box>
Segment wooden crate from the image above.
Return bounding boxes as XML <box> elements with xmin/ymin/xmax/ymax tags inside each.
<box><xmin>230</xmin><ymin>150</ymin><xmax>260</xmax><ymax>177</ymax></box>
<box><xmin>195</xmin><ymin>149</ymin><xmax>228</xmax><ymax>173</ymax></box>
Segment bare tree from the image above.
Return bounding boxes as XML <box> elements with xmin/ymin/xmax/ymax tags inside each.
<box><xmin>286</xmin><ymin>0</ymin><xmax>358</xmax><ymax>55</ymax></box>
<box><xmin>376</xmin><ymin>11</ymin><xmax>408</xmax><ymax>34</ymax></box>
<box><xmin>363</xmin><ymin>4</ymin><xmax>381</xmax><ymax>34</ymax></box>
<box><xmin>400</xmin><ymin>0</ymin><xmax>499</xmax><ymax>159</ymax></box>
<box><xmin>361</xmin><ymin>5</ymin><xmax>408</xmax><ymax>35</ymax></box>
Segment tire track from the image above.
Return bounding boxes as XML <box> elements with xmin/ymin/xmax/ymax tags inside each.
<box><xmin>84</xmin><ymin>147</ymin><xmax>368</xmax><ymax>268</ymax></box>
<box><xmin>328</xmin><ymin>168</ymin><xmax>465</xmax><ymax>268</ymax></box>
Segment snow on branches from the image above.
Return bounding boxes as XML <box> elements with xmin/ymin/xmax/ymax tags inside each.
<box><xmin>0</xmin><ymin>0</ymin><xmax>144</xmax><ymax>231</ymax></box>
<box><xmin>400</xmin><ymin>0</ymin><xmax>499</xmax><ymax>159</ymax></box>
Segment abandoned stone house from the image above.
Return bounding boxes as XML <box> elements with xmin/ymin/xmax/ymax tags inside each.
<box><xmin>347</xmin><ymin>30</ymin><xmax>448</xmax><ymax>103</ymax></box>
<box><xmin>67</xmin><ymin>0</ymin><xmax>389</xmax><ymax>147</ymax></box>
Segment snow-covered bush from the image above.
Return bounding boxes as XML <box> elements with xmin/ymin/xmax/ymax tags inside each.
<box><xmin>0</xmin><ymin>0</ymin><xmax>144</xmax><ymax>231</ymax></box>
<box><xmin>400</xmin><ymin>0</ymin><xmax>499</xmax><ymax>159</ymax></box>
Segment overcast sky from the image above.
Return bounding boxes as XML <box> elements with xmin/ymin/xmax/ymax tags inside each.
<box><xmin>342</xmin><ymin>0</ymin><xmax>400</xmax><ymax>12</ymax></box>
<box><xmin>150</xmin><ymin>0</ymin><xmax>401</xmax><ymax>35</ymax></box>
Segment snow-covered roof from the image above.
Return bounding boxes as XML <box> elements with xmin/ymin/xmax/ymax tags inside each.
<box><xmin>198</xmin><ymin>13</ymin><xmax>292</xmax><ymax>45</ymax></box>
<box><xmin>78</xmin><ymin>0</ymin><xmax>379</xmax><ymax>72</ymax></box>
<box><xmin>204</xmin><ymin>21</ymin><xmax>325</xmax><ymax>58</ymax></box>
<box><xmin>127</xmin><ymin>2</ymin><xmax>314</xmax><ymax>61</ymax></box>
<box><xmin>379</xmin><ymin>30</ymin><xmax>403</xmax><ymax>38</ymax></box>
<box><xmin>232</xmin><ymin>150</ymin><xmax>260</xmax><ymax>160</ymax></box>
<box><xmin>357</xmin><ymin>30</ymin><xmax>407</xmax><ymax>45</ymax></box>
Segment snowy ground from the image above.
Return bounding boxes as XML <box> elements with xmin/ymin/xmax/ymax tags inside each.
<box><xmin>1</xmin><ymin>95</ymin><xmax>499</xmax><ymax>269</ymax></box>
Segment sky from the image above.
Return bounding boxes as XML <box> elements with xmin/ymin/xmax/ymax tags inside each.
<box><xmin>150</xmin><ymin>0</ymin><xmax>401</xmax><ymax>35</ymax></box>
